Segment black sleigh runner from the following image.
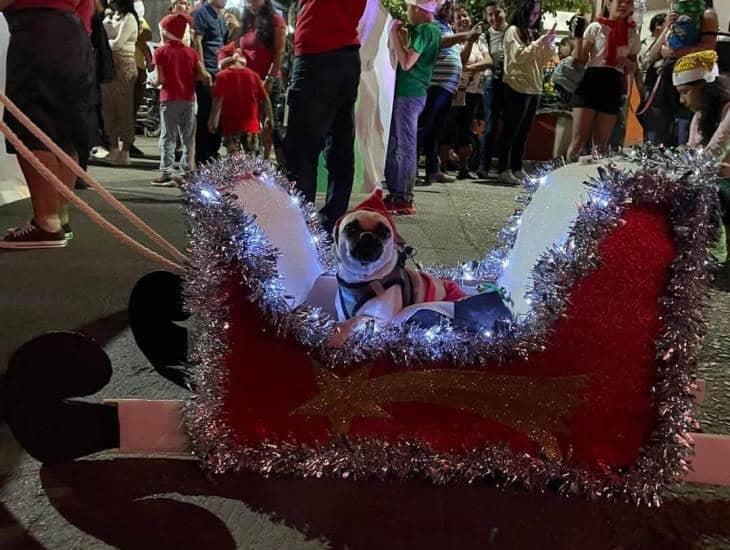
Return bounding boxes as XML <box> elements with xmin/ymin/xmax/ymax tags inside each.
<box><xmin>5</xmin><ymin>146</ymin><xmax>730</xmax><ymax>505</ymax></box>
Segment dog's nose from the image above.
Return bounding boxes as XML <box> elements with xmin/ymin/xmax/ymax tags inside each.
<box><xmin>351</xmin><ymin>232</ymin><xmax>383</xmax><ymax>263</ymax></box>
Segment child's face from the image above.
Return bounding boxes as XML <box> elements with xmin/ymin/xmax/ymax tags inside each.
<box><xmin>558</xmin><ymin>41</ymin><xmax>572</xmax><ymax>58</ymax></box>
<box><xmin>607</xmin><ymin>0</ymin><xmax>632</xmax><ymax>19</ymax></box>
<box><xmin>171</xmin><ymin>0</ymin><xmax>190</xmax><ymax>13</ymax></box>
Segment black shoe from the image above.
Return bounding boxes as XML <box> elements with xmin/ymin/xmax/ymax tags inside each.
<box><xmin>74</xmin><ymin>179</ymin><xmax>90</xmax><ymax>190</ymax></box>
<box><xmin>129</xmin><ymin>145</ymin><xmax>145</xmax><ymax>159</ymax></box>
<box><xmin>62</xmin><ymin>223</ymin><xmax>73</xmax><ymax>241</ymax></box>
<box><xmin>3</xmin><ymin>332</ymin><xmax>119</xmax><ymax>464</ymax></box>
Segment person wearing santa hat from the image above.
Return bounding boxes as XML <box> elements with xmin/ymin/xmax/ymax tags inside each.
<box><xmin>674</xmin><ymin>49</ymin><xmax>730</xmax><ymax>263</ymax></box>
<box><xmin>151</xmin><ymin>13</ymin><xmax>211</xmax><ymax>186</ymax></box>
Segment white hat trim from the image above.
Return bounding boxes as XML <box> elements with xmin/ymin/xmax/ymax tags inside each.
<box><xmin>673</xmin><ymin>64</ymin><xmax>720</xmax><ymax>86</ymax></box>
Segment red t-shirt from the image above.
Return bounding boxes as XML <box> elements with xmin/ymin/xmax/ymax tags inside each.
<box><xmin>9</xmin><ymin>0</ymin><xmax>93</xmax><ymax>32</ymax></box>
<box><xmin>213</xmin><ymin>66</ymin><xmax>265</xmax><ymax>135</ymax></box>
<box><xmin>294</xmin><ymin>0</ymin><xmax>366</xmax><ymax>56</ymax></box>
<box><xmin>154</xmin><ymin>42</ymin><xmax>200</xmax><ymax>102</ymax></box>
<box><xmin>217</xmin><ymin>13</ymin><xmax>285</xmax><ymax>79</ymax></box>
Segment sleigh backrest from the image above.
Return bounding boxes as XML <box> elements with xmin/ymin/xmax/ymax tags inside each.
<box><xmin>498</xmin><ymin>160</ymin><xmax>636</xmax><ymax>318</ymax></box>
<box><xmin>231</xmin><ymin>177</ymin><xmax>327</xmax><ymax>308</ymax></box>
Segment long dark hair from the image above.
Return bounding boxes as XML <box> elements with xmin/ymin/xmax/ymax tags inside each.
<box><xmin>509</xmin><ymin>0</ymin><xmax>541</xmax><ymax>43</ymax></box>
<box><xmin>698</xmin><ymin>74</ymin><xmax>730</xmax><ymax>145</ymax></box>
<box><xmin>242</xmin><ymin>0</ymin><xmax>275</xmax><ymax>49</ymax></box>
<box><xmin>113</xmin><ymin>0</ymin><xmax>139</xmax><ymax>26</ymax></box>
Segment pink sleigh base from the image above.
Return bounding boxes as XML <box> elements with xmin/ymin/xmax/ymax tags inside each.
<box><xmin>106</xmin><ymin>382</ymin><xmax>730</xmax><ymax>486</ymax></box>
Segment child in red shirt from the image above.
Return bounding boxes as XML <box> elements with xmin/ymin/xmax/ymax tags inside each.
<box><xmin>152</xmin><ymin>13</ymin><xmax>210</xmax><ymax>185</ymax></box>
<box><xmin>208</xmin><ymin>52</ymin><xmax>273</xmax><ymax>156</ymax></box>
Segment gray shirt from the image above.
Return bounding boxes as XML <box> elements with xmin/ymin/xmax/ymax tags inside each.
<box><xmin>485</xmin><ymin>26</ymin><xmax>505</xmax><ymax>77</ymax></box>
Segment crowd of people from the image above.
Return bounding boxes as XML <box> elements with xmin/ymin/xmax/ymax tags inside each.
<box><xmin>0</xmin><ymin>0</ymin><xmax>727</xmax><ymax>262</ymax></box>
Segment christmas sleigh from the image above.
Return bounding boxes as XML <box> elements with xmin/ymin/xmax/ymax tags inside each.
<box><xmin>6</xmin><ymin>149</ymin><xmax>730</xmax><ymax>504</ymax></box>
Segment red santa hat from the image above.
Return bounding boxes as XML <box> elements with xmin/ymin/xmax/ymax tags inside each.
<box><xmin>334</xmin><ymin>189</ymin><xmax>403</xmax><ymax>243</ymax></box>
<box><xmin>160</xmin><ymin>13</ymin><xmax>192</xmax><ymax>41</ymax></box>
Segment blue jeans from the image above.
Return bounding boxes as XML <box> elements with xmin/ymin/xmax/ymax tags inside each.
<box><xmin>480</xmin><ymin>75</ymin><xmax>504</xmax><ymax>171</ymax></box>
<box><xmin>159</xmin><ymin>100</ymin><xmax>195</xmax><ymax>175</ymax></box>
<box><xmin>385</xmin><ymin>95</ymin><xmax>426</xmax><ymax>202</ymax></box>
<box><xmin>417</xmin><ymin>85</ymin><xmax>454</xmax><ymax>176</ymax></box>
<box><xmin>284</xmin><ymin>47</ymin><xmax>361</xmax><ymax>232</ymax></box>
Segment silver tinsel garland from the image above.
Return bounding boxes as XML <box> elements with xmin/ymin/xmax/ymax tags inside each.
<box><xmin>182</xmin><ymin>146</ymin><xmax>719</xmax><ymax>505</ymax></box>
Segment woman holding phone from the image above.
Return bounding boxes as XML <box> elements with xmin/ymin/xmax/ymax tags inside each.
<box><xmin>495</xmin><ymin>0</ymin><xmax>555</xmax><ymax>186</ymax></box>
<box><xmin>566</xmin><ymin>0</ymin><xmax>640</xmax><ymax>159</ymax></box>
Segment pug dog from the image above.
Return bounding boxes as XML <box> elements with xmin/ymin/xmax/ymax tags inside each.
<box><xmin>333</xmin><ymin>190</ymin><xmax>465</xmax><ymax>327</ymax></box>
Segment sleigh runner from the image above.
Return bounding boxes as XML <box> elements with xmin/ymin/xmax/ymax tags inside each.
<box><xmin>6</xmin><ymin>148</ymin><xmax>730</xmax><ymax>504</ymax></box>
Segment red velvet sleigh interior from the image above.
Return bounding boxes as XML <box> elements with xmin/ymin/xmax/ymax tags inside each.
<box><xmin>183</xmin><ymin>151</ymin><xmax>718</xmax><ymax>502</ymax></box>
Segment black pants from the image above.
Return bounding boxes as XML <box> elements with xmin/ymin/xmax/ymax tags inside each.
<box><xmin>418</xmin><ymin>85</ymin><xmax>454</xmax><ymax>176</ymax></box>
<box><xmin>284</xmin><ymin>47</ymin><xmax>361</xmax><ymax>233</ymax></box>
<box><xmin>498</xmin><ymin>84</ymin><xmax>539</xmax><ymax>173</ymax></box>
<box><xmin>195</xmin><ymin>80</ymin><xmax>221</xmax><ymax>166</ymax></box>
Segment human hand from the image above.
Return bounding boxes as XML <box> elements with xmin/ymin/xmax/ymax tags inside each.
<box><xmin>667</xmin><ymin>11</ymin><xmax>678</xmax><ymax>27</ymax></box>
<box><xmin>207</xmin><ymin>119</ymin><xmax>216</xmax><ymax>134</ymax></box>
<box><xmin>202</xmin><ymin>71</ymin><xmax>212</xmax><ymax>87</ymax></box>
<box><xmin>469</xmin><ymin>24</ymin><xmax>482</xmax><ymax>42</ymax></box>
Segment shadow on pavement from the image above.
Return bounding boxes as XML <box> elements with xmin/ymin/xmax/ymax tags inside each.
<box><xmin>38</xmin><ymin>458</ymin><xmax>730</xmax><ymax>549</ymax></box>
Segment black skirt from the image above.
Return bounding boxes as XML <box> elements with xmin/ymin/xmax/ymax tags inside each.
<box><xmin>4</xmin><ymin>9</ymin><xmax>97</xmax><ymax>155</ymax></box>
<box><xmin>573</xmin><ymin>66</ymin><xmax>623</xmax><ymax>115</ymax></box>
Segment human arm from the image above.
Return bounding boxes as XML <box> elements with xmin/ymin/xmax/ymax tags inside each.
<box><xmin>662</xmin><ymin>9</ymin><xmax>719</xmax><ymax>59</ymax></box>
<box><xmin>390</xmin><ymin>20</ymin><xmax>420</xmax><ymax>71</ymax></box>
<box><xmin>459</xmin><ymin>25</ymin><xmax>482</xmax><ymax>65</ymax></box>
<box><xmin>440</xmin><ymin>28</ymin><xmax>480</xmax><ymax>49</ymax></box>
<box><xmin>504</xmin><ymin>24</ymin><xmax>555</xmax><ymax>67</ymax></box>
<box><xmin>108</xmin><ymin>13</ymin><xmax>138</xmax><ymax>51</ymax></box>
<box><xmin>208</xmin><ymin>96</ymin><xmax>222</xmax><ymax>134</ymax></box>
<box><xmin>197</xmin><ymin>59</ymin><xmax>212</xmax><ymax>86</ymax></box>
<box><xmin>465</xmin><ymin>37</ymin><xmax>493</xmax><ymax>72</ymax></box>
<box><xmin>269</xmin><ymin>18</ymin><xmax>286</xmax><ymax>78</ymax></box>
<box><xmin>149</xmin><ymin>53</ymin><xmax>164</xmax><ymax>87</ymax></box>
<box><xmin>706</xmin><ymin>104</ymin><xmax>730</xmax><ymax>161</ymax></box>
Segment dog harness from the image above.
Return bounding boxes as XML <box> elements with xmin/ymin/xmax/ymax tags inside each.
<box><xmin>337</xmin><ymin>265</ymin><xmax>414</xmax><ymax>320</ymax></box>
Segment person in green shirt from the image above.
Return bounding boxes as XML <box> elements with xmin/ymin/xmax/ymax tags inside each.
<box><xmin>383</xmin><ymin>0</ymin><xmax>442</xmax><ymax>216</ymax></box>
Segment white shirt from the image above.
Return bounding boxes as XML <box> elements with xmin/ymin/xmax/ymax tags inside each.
<box><xmin>584</xmin><ymin>21</ymin><xmax>640</xmax><ymax>72</ymax></box>
<box><xmin>458</xmin><ymin>36</ymin><xmax>490</xmax><ymax>94</ymax></box>
<box><xmin>105</xmin><ymin>13</ymin><xmax>139</xmax><ymax>56</ymax></box>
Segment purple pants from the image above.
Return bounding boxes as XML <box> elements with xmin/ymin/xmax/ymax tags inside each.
<box><xmin>385</xmin><ymin>95</ymin><xmax>426</xmax><ymax>202</ymax></box>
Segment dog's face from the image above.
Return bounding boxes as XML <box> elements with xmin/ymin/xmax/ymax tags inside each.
<box><xmin>335</xmin><ymin>210</ymin><xmax>397</xmax><ymax>279</ymax></box>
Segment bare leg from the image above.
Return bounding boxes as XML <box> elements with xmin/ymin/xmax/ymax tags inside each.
<box><xmin>591</xmin><ymin>113</ymin><xmax>619</xmax><ymax>156</ymax></box>
<box><xmin>18</xmin><ymin>150</ymin><xmax>76</xmax><ymax>232</ymax></box>
<box><xmin>567</xmin><ymin>108</ymin><xmax>598</xmax><ymax>160</ymax></box>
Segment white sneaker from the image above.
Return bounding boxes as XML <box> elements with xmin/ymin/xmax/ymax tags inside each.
<box><xmin>497</xmin><ymin>171</ymin><xmax>523</xmax><ymax>186</ymax></box>
<box><xmin>91</xmin><ymin>146</ymin><xmax>109</xmax><ymax>159</ymax></box>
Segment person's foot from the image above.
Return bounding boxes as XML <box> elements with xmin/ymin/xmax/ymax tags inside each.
<box><xmin>384</xmin><ymin>196</ymin><xmax>416</xmax><ymax>216</ymax></box>
<box><xmin>62</xmin><ymin>223</ymin><xmax>73</xmax><ymax>241</ymax></box>
<box><xmin>426</xmin><ymin>172</ymin><xmax>456</xmax><ymax>184</ymax></box>
<box><xmin>513</xmin><ymin>170</ymin><xmax>529</xmax><ymax>180</ymax></box>
<box><xmin>497</xmin><ymin>171</ymin><xmax>523</xmax><ymax>187</ymax></box>
<box><xmin>0</xmin><ymin>221</ymin><xmax>67</xmax><ymax>249</ymax></box>
<box><xmin>109</xmin><ymin>150</ymin><xmax>131</xmax><ymax>166</ymax></box>
<box><xmin>103</xmin><ymin>148</ymin><xmax>120</xmax><ymax>164</ymax></box>
<box><xmin>129</xmin><ymin>144</ymin><xmax>145</xmax><ymax>159</ymax></box>
<box><xmin>476</xmin><ymin>168</ymin><xmax>491</xmax><ymax>180</ymax></box>
<box><xmin>3</xmin><ymin>332</ymin><xmax>120</xmax><ymax>464</ymax></box>
<box><xmin>74</xmin><ymin>179</ymin><xmax>90</xmax><ymax>190</ymax></box>
<box><xmin>457</xmin><ymin>170</ymin><xmax>479</xmax><ymax>180</ymax></box>
<box><xmin>151</xmin><ymin>174</ymin><xmax>176</xmax><ymax>187</ymax></box>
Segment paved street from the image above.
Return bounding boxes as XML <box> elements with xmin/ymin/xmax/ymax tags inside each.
<box><xmin>1</xmin><ymin>138</ymin><xmax>730</xmax><ymax>549</ymax></box>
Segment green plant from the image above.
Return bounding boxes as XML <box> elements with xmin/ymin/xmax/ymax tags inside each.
<box><xmin>382</xmin><ymin>0</ymin><xmax>592</xmax><ymax>23</ymax></box>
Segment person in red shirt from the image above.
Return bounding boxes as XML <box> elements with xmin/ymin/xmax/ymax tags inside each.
<box><xmin>1</xmin><ymin>0</ymin><xmax>96</xmax><ymax>249</ymax></box>
<box><xmin>152</xmin><ymin>13</ymin><xmax>211</xmax><ymax>185</ymax></box>
<box><xmin>284</xmin><ymin>0</ymin><xmax>367</xmax><ymax>234</ymax></box>
<box><xmin>217</xmin><ymin>0</ymin><xmax>286</xmax><ymax>160</ymax></box>
<box><xmin>208</xmin><ymin>52</ymin><xmax>273</xmax><ymax>156</ymax></box>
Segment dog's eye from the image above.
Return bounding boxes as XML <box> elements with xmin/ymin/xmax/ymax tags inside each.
<box><xmin>344</xmin><ymin>221</ymin><xmax>360</xmax><ymax>235</ymax></box>
<box><xmin>375</xmin><ymin>223</ymin><xmax>391</xmax><ymax>240</ymax></box>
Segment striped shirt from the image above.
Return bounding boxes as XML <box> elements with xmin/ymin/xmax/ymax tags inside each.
<box><xmin>429</xmin><ymin>18</ymin><xmax>462</xmax><ymax>94</ymax></box>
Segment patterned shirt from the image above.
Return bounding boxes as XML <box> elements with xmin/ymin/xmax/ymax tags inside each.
<box><xmin>429</xmin><ymin>18</ymin><xmax>462</xmax><ymax>94</ymax></box>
